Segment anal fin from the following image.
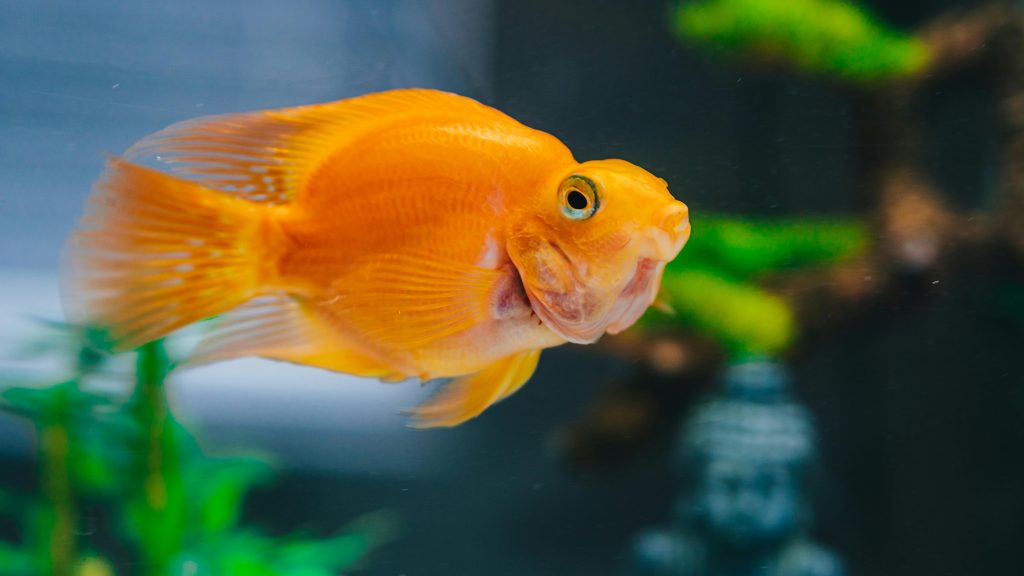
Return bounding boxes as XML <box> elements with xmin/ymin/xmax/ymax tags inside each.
<box><xmin>188</xmin><ymin>293</ymin><xmax>402</xmax><ymax>380</ymax></box>
<box><xmin>408</xmin><ymin>349</ymin><xmax>541</xmax><ymax>429</ymax></box>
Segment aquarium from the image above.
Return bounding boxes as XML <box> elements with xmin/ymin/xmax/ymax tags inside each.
<box><xmin>1</xmin><ymin>1</ymin><xmax>1022</xmax><ymax>575</ymax></box>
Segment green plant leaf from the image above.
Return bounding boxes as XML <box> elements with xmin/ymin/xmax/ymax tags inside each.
<box><xmin>0</xmin><ymin>541</ymin><xmax>36</xmax><ymax>576</ymax></box>
<box><xmin>673</xmin><ymin>0</ymin><xmax>930</xmax><ymax>82</ymax></box>
<box><xmin>74</xmin><ymin>556</ymin><xmax>115</xmax><ymax>576</ymax></box>
<box><xmin>218</xmin><ymin>553</ymin><xmax>279</xmax><ymax>576</ymax></box>
<box><xmin>2</xmin><ymin>328</ymin><xmax>392</xmax><ymax>576</ymax></box>
<box><xmin>1</xmin><ymin>380</ymin><xmax>114</xmax><ymax>423</ymax></box>
<box><xmin>675</xmin><ymin>214</ymin><xmax>868</xmax><ymax>280</ymax></box>
<box><xmin>644</xmin><ymin>266</ymin><xmax>796</xmax><ymax>355</ymax></box>
<box><xmin>69</xmin><ymin>436</ymin><xmax>122</xmax><ymax>494</ymax></box>
<box><xmin>186</xmin><ymin>456</ymin><xmax>275</xmax><ymax>536</ymax></box>
<box><xmin>278</xmin><ymin>511</ymin><xmax>397</xmax><ymax>571</ymax></box>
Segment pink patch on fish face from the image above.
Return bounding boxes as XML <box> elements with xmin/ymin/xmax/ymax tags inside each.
<box><xmin>518</xmin><ymin>251</ymin><xmax>660</xmax><ymax>344</ymax></box>
<box><xmin>604</xmin><ymin>258</ymin><xmax>663</xmax><ymax>334</ymax></box>
<box><xmin>508</xmin><ymin>219</ymin><xmax>671</xmax><ymax>344</ymax></box>
<box><xmin>491</xmin><ymin>263</ymin><xmax>533</xmax><ymax>320</ymax></box>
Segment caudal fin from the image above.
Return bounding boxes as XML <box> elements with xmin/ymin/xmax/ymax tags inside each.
<box><xmin>62</xmin><ymin>159</ymin><xmax>267</xmax><ymax>351</ymax></box>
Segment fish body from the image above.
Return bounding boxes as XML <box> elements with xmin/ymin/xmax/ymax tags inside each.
<box><xmin>63</xmin><ymin>89</ymin><xmax>690</xmax><ymax>427</ymax></box>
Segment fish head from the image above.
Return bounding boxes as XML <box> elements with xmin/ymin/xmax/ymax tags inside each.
<box><xmin>508</xmin><ymin>159</ymin><xmax>690</xmax><ymax>344</ymax></box>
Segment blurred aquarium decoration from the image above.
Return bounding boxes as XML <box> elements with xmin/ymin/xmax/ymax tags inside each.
<box><xmin>631</xmin><ymin>360</ymin><xmax>844</xmax><ymax>576</ymax></box>
<box><xmin>1</xmin><ymin>0</ymin><xmax>1023</xmax><ymax>575</ymax></box>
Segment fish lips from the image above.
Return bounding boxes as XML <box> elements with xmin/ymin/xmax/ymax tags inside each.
<box><xmin>522</xmin><ymin>256</ymin><xmax>665</xmax><ymax>344</ymax></box>
<box><xmin>604</xmin><ymin>257</ymin><xmax>666</xmax><ymax>334</ymax></box>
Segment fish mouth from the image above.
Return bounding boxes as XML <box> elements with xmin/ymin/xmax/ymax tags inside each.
<box><xmin>524</xmin><ymin>254</ymin><xmax>664</xmax><ymax>344</ymax></box>
<box><xmin>653</xmin><ymin>220</ymin><xmax>691</xmax><ymax>263</ymax></box>
<box><xmin>516</xmin><ymin>207</ymin><xmax>687</xmax><ymax>342</ymax></box>
<box><xmin>604</xmin><ymin>257</ymin><xmax>664</xmax><ymax>334</ymax></box>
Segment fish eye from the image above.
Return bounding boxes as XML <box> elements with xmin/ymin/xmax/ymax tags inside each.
<box><xmin>559</xmin><ymin>175</ymin><xmax>599</xmax><ymax>220</ymax></box>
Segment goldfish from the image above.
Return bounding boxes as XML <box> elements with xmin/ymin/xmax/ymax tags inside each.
<box><xmin>62</xmin><ymin>89</ymin><xmax>690</xmax><ymax>427</ymax></box>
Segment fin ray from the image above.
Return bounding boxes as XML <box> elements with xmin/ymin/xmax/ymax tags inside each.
<box><xmin>124</xmin><ymin>89</ymin><xmax>515</xmax><ymax>205</ymax></box>
<box><xmin>189</xmin><ymin>293</ymin><xmax>402</xmax><ymax>379</ymax></box>
<box><xmin>408</xmin><ymin>350</ymin><xmax>541</xmax><ymax>428</ymax></box>
<box><xmin>61</xmin><ymin>160</ymin><xmax>265</xmax><ymax>351</ymax></box>
<box><xmin>328</xmin><ymin>251</ymin><xmax>504</xmax><ymax>351</ymax></box>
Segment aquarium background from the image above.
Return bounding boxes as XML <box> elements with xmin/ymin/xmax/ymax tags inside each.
<box><xmin>2</xmin><ymin>0</ymin><xmax>1023</xmax><ymax>575</ymax></box>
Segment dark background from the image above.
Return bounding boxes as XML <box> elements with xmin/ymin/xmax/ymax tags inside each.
<box><xmin>495</xmin><ymin>3</ymin><xmax>1021</xmax><ymax>574</ymax></box>
<box><xmin>2</xmin><ymin>1</ymin><xmax>1022</xmax><ymax>575</ymax></box>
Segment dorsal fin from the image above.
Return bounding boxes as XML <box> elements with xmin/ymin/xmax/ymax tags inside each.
<box><xmin>123</xmin><ymin>88</ymin><xmax>515</xmax><ymax>205</ymax></box>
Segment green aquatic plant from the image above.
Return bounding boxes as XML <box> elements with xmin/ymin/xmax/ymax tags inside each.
<box><xmin>0</xmin><ymin>334</ymin><xmax>394</xmax><ymax>575</ymax></box>
<box><xmin>672</xmin><ymin>0</ymin><xmax>930</xmax><ymax>82</ymax></box>
<box><xmin>642</xmin><ymin>214</ymin><xmax>868</xmax><ymax>355</ymax></box>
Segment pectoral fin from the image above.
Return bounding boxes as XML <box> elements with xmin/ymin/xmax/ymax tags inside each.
<box><xmin>330</xmin><ymin>252</ymin><xmax>503</xmax><ymax>350</ymax></box>
<box><xmin>408</xmin><ymin>350</ymin><xmax>541</xmax><ymax>429</ymax></box>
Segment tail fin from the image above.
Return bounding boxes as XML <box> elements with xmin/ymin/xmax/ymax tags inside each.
<box><xmin>62</xmin><ymin>159</ymin><xmax>268</xmax><ymax>351</ymax></box>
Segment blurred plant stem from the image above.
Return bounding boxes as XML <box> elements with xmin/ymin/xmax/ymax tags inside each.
<box><xmin>39</xmin><ymin>386</ymin><xmax>76</xmax><ymax>576</ymax></box>
<box><xmin>1</xmin><ymin>332</ymin><xmax>390</xmax><ymax>574</ymax></box>
<box><xmin>131</xmin><ymin>340</ymin><xmax>185</xmax><ymax>575</ymax></box>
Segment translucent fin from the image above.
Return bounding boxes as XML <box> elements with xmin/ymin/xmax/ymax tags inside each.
<box><xmin>652</xmin><ymin>287</ymin><xmax>676</xmax><ymax>315</ymax></box>
<box><xmin>189</xmin><ymin>293</ymin><xmax>401</xmax><ymax>380</ymax></box>
<box><xmin>330</xmin><ymin>252</ymin><xmax>504</xmax><ymax>350</ymax></box>
<box><xmin>123</xmin><ymin>89</ymin><xmax>515</xmax><ymax>205</ymax></box>
<box><xmin>61</xmin><ymin>159</ymin><xmax>264</xmax><ymax>351</ymax></box>
<box><xmin>408</xmin><ymin>349</ymin><xmax>541</xmax><ymax>429</ymax></box>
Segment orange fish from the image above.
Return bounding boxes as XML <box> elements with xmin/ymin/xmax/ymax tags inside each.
<box><xmin>62</xmin><ymin>89</ymin><xmax>690</xmax><ymax>427</ymax></box>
